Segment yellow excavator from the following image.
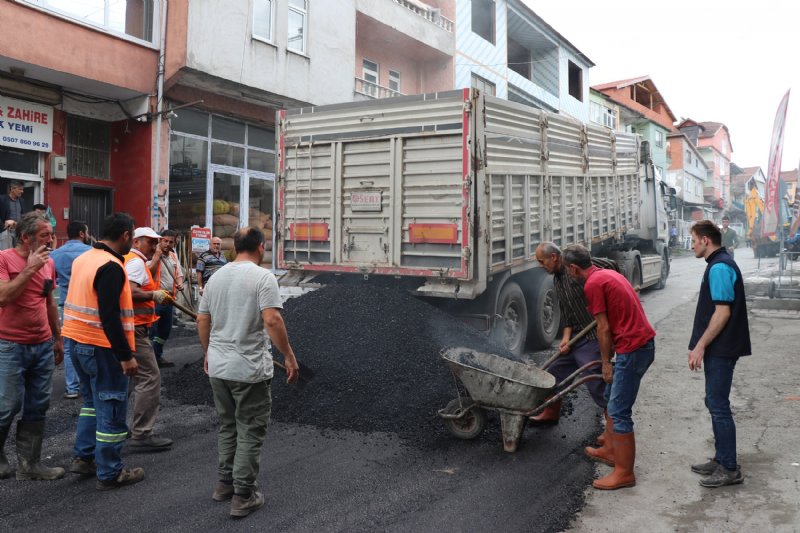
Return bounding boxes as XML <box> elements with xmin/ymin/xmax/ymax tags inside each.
<box><xmin>744</xmin><ymin>186</ymin><xmax>764</xmax><ymax>244</ymax></box>
<box><xmin>748</xmin><ymin>182</ymin><xmax>795</xmax><ymax>258</ymax></box>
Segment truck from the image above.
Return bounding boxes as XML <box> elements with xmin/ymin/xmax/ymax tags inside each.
<box><xmin>275</xmin><ymin>89</ymin><xmax>673</xmax><ymax>354</ymax></box>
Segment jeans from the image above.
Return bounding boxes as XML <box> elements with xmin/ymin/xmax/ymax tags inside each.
<box><xmin>606</xmin><ymin>339</ymin><xmax>655</xmax><ymax>434</ymax></box>
<box><xmin>71</xmin><ymin>342</ymin><xmax>130</xmax><ymax>481</ymax></box>
<box><xmin>210</xmin><ymin>377</ymin><xmax>272</xmax><ymax>495</ymax></box>
<box><xmin>0</xmin><ymin>338</ymin><xmax>55</xmax><ymax>432</ymax></box>
<box><xmin>547</xmin><ymin>338</ymin><xmax>607</xmax><ymax>408</ymax></box>
<box><xmin>59</xmin><ymin>308</ymin><xmax>80</xmax><ymax>394</ymax></box>
<box><xmin>704</xmin><ymin>356</ymin><xmax>739</xmax><ymax>471</ymax></box>
<box><xmin>149</xmin><ymin>303</ymin><xmax>174</xmax><ymax>360</ymax></box>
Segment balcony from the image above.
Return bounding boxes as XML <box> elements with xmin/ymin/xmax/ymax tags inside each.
<box><xmin>392</xmin><ymin>0</ymin><xmax>453</xmax><ymax>32</ymax></box>
<box><xmin>356</xmin><ymin>0</ymin><xmax>455</xmax><ymax>58</ymax></box>
<box><xmin>355</xmin><ymin>77</ymin><xmax>405</xmax><ymax>99</ymax></box>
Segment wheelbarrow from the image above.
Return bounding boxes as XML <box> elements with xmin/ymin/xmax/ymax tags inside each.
<box><xmin>438</xmin><ymin>344</ymin><xmax>603</xmax><ymax>453</ymax></box>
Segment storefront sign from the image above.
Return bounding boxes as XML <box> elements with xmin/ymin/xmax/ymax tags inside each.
<box><xmin>191</xmin><ymin>226</ymin><xmax>212</xmax><ymax>253</ymax></box>
<box><xmin>0</xmin><ymin>96</ymin><xmax>54</xmax><ymax>153</ymax></box>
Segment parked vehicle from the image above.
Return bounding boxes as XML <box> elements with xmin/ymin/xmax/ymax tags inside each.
<box><xmin>276</xmin><ymin>89</ymin><xmax>673</xmax><ymax>354</ymax></box>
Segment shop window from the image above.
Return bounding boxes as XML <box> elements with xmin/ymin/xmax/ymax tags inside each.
<box><xmin>212</xmin><ymin>116</ymin><xmax>246</xmax><ymax>144</ymax></box>
<box><xmin>168</xmin><ymin>134</ymin><xmax>207</xmax><ymax>232</ymax></box>
<box><xmin>211</xmin><ymin>143</ymin><xmax>245</xmax><ymax>168</ymax></box>
<box><xmin>248</xmin><ymin>126</ymin><xmax>275</xmax><ymax>151</ymax></box>
<box><xmin>247</xmin><ymin>150</ymin><xmax>275</xmax><ymax>173</ymax></box>
<box><xmin>253</xmin><ymin>0</ymin><xmax>273</xmax><ymax>41</ymax></box>
<box><xmin>249</xmin><ymin>177</ymin><xmax>274</xmax><ymax>268</ymax></box>
<box><xmin>0</xmin><ymin>145</ymin><xmax>39</xmax><ymax>174</ymax></box>
<box><xmin>471</xmin><ymin>0</ymin><xmax>495</xmax><ymax>44</ymax></box>
<box><xmin>167</xmin><ymin>108</ymin><xmax>277</xmax><ymax>235</ymax></box>
<box><xmin>67</xmin><ymin>115</ymin><xmax>110</xmax><ymax>180</ymax></box>
<box><xmin>171</xmin><ymin>108</ymin><xmax>209</xmax><ymax>136</ymax></box>
<box><xmin>212</xmin><ymin>172</ymin><xmax>241</xmax><ymax>254</ymax></box>
<box><xmin>288</xmin><ymin>0</ymin><xmax>307</xmax><ymax>54</ymax></box>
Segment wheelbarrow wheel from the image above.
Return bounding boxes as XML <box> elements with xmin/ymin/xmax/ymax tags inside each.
<box><xmin>443</xmin><ymin>397</ymin><xmax>487</xmax><ymax>440</ymax></box>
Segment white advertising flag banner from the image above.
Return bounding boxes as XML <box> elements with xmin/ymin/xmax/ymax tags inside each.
<box><xmin>0</xmin><ymin>95</ymin><xmax>54</xmax><ymax>153</ymax></box>
<box><xmin>762</xmin><ymin>90</ymin><xmax>790</xmax><ymax>238</ymax></box>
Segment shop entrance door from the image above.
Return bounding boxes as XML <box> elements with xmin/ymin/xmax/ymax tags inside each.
<box><xmin>71</xmin><ymin>186</ymin><xmax>113</xmax><ymax>240</ymax></box>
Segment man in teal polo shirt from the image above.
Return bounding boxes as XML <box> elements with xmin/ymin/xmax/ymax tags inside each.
<box><xmin>688</xmin><ymin>220</ymin><xmax>751</xmax><ymax>488</ymax></box>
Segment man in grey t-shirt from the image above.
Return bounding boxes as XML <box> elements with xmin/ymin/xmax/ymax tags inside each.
<box><xmin>197</xmin><ymin>226</ymin><xmax>299</xmax><ymax>519</ymax></box>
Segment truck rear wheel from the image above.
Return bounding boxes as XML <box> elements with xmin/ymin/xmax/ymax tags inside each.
<box><xmin>491</xmin><ymin>281</ymin><xmax>528</xmax><ymax>355</ymax></box>
<box><xmin>527</xmin><ymin>274</ymin><xmax>559</xmax><ymax>350</ymax></box>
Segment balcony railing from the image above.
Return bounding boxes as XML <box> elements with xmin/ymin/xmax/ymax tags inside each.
<box><xmin>392</xmin><ymin>0</ymin><xmax>454</xmax><ymax>32</ymax></box>
<box><xmin>355</xmin><ymin>78</ymin><xmax>405</xmax><ymax>99</ymax></box>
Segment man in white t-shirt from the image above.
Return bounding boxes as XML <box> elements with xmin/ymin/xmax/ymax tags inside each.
<box><xmin>197</xmin><ymin>226</ymin><xmax>299</xmax><ymax>518</ymax></box>
<box><xmin>122</xmin><ymin>227</ymin><xmax>173</xmax><ymax>451</ymax></box>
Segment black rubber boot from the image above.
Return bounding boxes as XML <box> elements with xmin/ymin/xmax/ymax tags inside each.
<box><xmin>15</xmin><ymin>420</ymin><xmax>65</xmax><ymax>481</ymax></box>
<box><xmin>0</xmin><ymin>425</ymin><xmax>11</xmax><ymax>479</ymax></box>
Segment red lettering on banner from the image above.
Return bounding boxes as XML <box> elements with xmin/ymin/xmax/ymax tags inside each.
<box><xmin>5</xmin><ymin>107</ymin><xmax>48</xmax><ymax>124</ymax></box>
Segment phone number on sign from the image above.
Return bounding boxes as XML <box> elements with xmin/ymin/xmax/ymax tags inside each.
<box><xmin>2</xmin><ymin>137</ymin><xmax>49</xmax><ymax>149</ymax></box>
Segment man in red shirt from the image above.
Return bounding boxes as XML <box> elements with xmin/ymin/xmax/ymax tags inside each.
<box><xmin>563</xmin><ymin>244</ymin><xmax>655</xmax><ymax>490</ymax></box>
<box><xmin>0</xmin><ymin>212</ymin><xmax>65</xmax><ymax>480</ymax></box>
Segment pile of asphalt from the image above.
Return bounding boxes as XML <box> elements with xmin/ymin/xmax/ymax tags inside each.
<box><xmin>164</xmin><ymin>282</ymin><xmax>524</xmax><ymax>446</ymax></box>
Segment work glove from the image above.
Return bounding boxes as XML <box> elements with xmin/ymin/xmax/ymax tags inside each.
<box><xmin>153</xmin><ymin>289</ymin><xmax>172</xmax><ymax>304</ymax></box>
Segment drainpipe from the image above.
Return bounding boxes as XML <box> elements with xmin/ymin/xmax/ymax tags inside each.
<box><xmin>152</xmin><ymin>0</ymin><xmax>169</xmax><ymax>229</ymax></box>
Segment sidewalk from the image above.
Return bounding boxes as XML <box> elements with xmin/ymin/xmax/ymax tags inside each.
<box><xmin>570</xmin><ymin>256</ymin><xmax>800</xmax><ymax>532</ymax></box>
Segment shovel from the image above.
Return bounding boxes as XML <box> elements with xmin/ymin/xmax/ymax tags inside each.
<box><xmin>169</xmin><ymin>298</ymin><xmax>314</xmax><ymax>385</ymax></box>
<box><xmin>540</xmin><ymin>320</ymin><xmax>597</xmax><ymax>371</ymax></box>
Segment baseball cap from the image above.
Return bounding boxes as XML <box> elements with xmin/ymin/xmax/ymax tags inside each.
<box><xmin>133</xmin><ymin>227</ymin><xmax>161</xmax><ymax>239</ymax></box>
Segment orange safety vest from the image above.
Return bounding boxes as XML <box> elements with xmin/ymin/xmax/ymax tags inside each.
<box><xmin>124</xmin><ymin>250</ymin><xmax>158</xmax><ymax>327</ymax></box>
<box><xmin>62</xmin><ymin>247</ymin><xmax>135</xmax><ymax>351</ymax></box>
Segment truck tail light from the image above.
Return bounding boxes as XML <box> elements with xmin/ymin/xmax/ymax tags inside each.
<box><xmin>290</xmin><ymin>223</ymin><xmax>329</xmax><ymax>241</ymax></box>
<box><xmin>408</xmin><ymin>224</ymin><xmax>459</xmax><ymax>244</ymax></box>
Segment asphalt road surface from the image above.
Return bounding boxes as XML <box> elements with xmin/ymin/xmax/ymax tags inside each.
<box><xmin>1</xmin><ymin>297</ymin><xmax>604</xmax><ymax>533</ymax></box>
<box><xmin>6</xmin><ymin>249</ymin><xmax>756</xmax><ymax>532</ymax></box>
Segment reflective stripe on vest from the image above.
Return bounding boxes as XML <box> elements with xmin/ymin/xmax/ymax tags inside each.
<box><xmin>124</xmin><ymin>251</ymin><xmax>157</xmax><ymax>326</ymax></box>
<box><xmin>62</xmin><ymin>248</ymin><xmax>135</xmax><ymax>351</ymax></box>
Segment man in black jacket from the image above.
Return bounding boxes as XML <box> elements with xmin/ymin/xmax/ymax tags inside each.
<box><xmin>0</xmin><ymin>180</ymin><xmax>26</xmax><ymax>250</ymax></box>
<box><xmin>688</xmin><ymin>220</ymin><xmax>751</xmax><ymax>488</ymax></box>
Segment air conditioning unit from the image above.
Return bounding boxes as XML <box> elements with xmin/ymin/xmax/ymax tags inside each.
<box><xmin>51</xmin><ymin>156</ymin><xmax>67</xmax><ymax>180</ymax></box>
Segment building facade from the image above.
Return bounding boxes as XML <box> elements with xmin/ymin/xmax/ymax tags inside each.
<box><xmin>162</xmin><ymin>0</ymin><xmax>458</xmax><ymax>267</ymax></box>
<box><xmin>666</xmin><ymin>132</ymin><xmax>711</xmax><ymax>221</ymax></box>
<box><xmin>355</xmin><ymin>0</ymin><xmax>455</xmax><ymax>99</ymax></box>
<box><xmin>454</xmin><ymin>0</ymin><xmax>593</xmax><ymax>121</ymax></box>
<box><xmin>676</xmin><ymin>119</ymin><xmax>733</xmax><ymax>211</ymax></box>
<box><xmin>592</xmin><ymin>77</ymin><xmax>676</xmax><ymax>182</ymax></box>
<box><xmin>0</xmin><ymin>0</ymin><xmax>161</xmax><ymax>241</ymax></box>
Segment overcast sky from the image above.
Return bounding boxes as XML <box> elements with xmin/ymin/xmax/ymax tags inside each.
<box><xmin>524</xmin><ymin>0</ymin><xmax>799</xmax><ymax>174</ymax></box>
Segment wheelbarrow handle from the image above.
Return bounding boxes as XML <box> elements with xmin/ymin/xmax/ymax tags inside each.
<box><xmin>553</xmin><ymin>360</ymin><xmax>601</xmax><ymax>390</ymax></box>
<box><xmin>540</xmin><ymin>320</ymin><xmax>598</xmax><ymax>371</ymax></box>
<box><xmin>525</xmin><ymin>373</ymin><xmax>605</xmax><ymax>418</ymax></box>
